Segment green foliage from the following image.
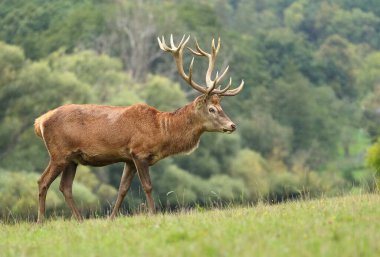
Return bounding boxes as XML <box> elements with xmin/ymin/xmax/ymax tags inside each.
<box><xmin>0</xmin><ymin>59</ymin><xmax>94</xmax><ymax>170</ymax></box>
<box><xmin>152</xmin><ymin>161</ymin><xmax>245</xmax><ymax>207</ymax></box>
<box><xmin>271</xmin><ymin>76</ymin><xmax>341</xmax><ymax>166</ymax></box>
<box><xmin>0</xmin><ymin>0</ymin><xmax>105</xmax><ymax>59</ymax></box>
<box><xmin>153</xmin><ymin>163</ymin><xmax>203</xmax><ymax>205</ymax></box>
<box><xmin>76</xmin><ymin>166</ymin><xmax>118</xmax><ymax>205</ymax></box>
<box><xmin>174</xmin><ymin>133</ymin><xmax>241</xmax><ymax>178</ymax></box>
<box><xmin>357</xmin><ymin>52</ymin><xmax>380</xmax><ymax>94</ymax></box>
<box><xmin>0</xmin><ymin>168</ymin><xmax>119</xmax><ymax>218</ymax></box>
<box><xmin>257</xmin><ymin>28</ymin><xmax>313</xmax><ymax>80</ymax></box>
<box><xmin>315</xmin><ymin>35</ymin><xmax>359</xmax><ymax>99</ymax></box>
<box><xmin>0</xmin><ymin>0</ymin><xmax>380</xmax><ymax>213</ymax></box>
<box><xmin>0</xmin><ymin>42</ymin><xmax>24</xmax><ymax>89</ymax></box>
<box><xmin>230</xmin><ymin>149</ymin><xmax>270</xmax><ymax>200</ymax></box>
<box><xmin>0</xmin><ymin>171</ymin><xmax>60</xmax><ymax>217</ymax></box>
<box><xmin>176</xmin><ymin>1</ymin><xmax>222</xmax><ymax>38</ymax></box>
<box><xmin>47</xmin><ymin>49</ymin><xmax>135</xmax><ymax>104</ymax></box>
<box><xmin>141</xmin><ymin>75</ymin><xmax>187</xmax><ymax>111</ymax></box>
<box><xmin>240</xmin><ymin>110</ymin><xmax>293</xmax><ymax>156</ymax></box>
<box><xmin>284</xmin><ymin>0</ymin><xmax>306</xmax><ymax>29</ymax></box>
<box><xmin>367</xmin><ymin>138</ymin><xmax>380</xmax><ymax>173</ymax></box>
<box><xmin>362</xmin><ymin>85</ymin><xmax>380</xmax><ymax>140</ymax></box>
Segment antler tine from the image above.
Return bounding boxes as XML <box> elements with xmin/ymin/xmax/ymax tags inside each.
<box><xmin>215</xmin><ymin>66</ymin><xmax>229</xmax><ymax>85</ymax></box>
<box><xmin>188</xmin><ymin>47</ymin><xmax>204</xmax><ymax>56</ymax></box>
<box><xmin>213</xmin><ymin>77</ymin><xmax>232</xmax><ymax>94</ymax></box>
<box><xmin>218</xmin><ymin>80</ymin><xmax>244</xmax><ymax>96</ymax></box>
<box><xmin>211</xmin><ymin>38</ymin><xmax>216</xmax><ymax>54</ymax></box>
<box><xmin>158</xmin><ymin>35</ymin><xmax>244</xmax><ymax>97</ymax></box>
<box><xmin>158</xmin><ymin>34</ymin><xmax>208</xmax><ymax>95</ymax></box>
<box><xmin>177</xmin><ymin>34</ymin><xmax>186</xmax><ymax>47</ymax></box>
<box><xmin>157</xmin><ymin>36</ymin><xmax>170</xmax><ymax>51</ymax></box>
<box><xmin>170</xmin><ymin>34</ymin><xmax>176</xmax><ymax>49</ymax></box>
<box><xmin>188</xmin><ymin>57</ymin><xmax>195</xmax><ymax>85</ymax></box>
<box><xmin>194</xmin><ymin>38</ymin><xmax>208</xmax><ymax>56</ymax></box>
<box><xmin>183</xmin><ymin>35</ymin><xmax>191</xmax><ymax>47</ymax></box>
<box><xmin>211</xmin><ymin>38</ymin><xmax>221</xmax><ymax>56</ymax></box>
<box><xmin>158</xmin><ymin>34</ymin><xmax>190</xmax><ymax>52</ymax></box>
<box><xmin>157</xmin><ymin>36</ymin><xmax>165</xmax><ymax>51</ymax></box>
<box><xmin>207</xmin><ymin>70</ymin><xmax>219</xmax><ymax>94</ymax></box>
<box><xmin>216</xmin><ymin>37</ymin><xmax>221</xmax><ymax>54</ymax></box>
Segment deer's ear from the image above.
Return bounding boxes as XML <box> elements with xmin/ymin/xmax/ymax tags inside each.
<box><xmin>195</xmin><ymin>95</ymin><xmax>207</xmax><ymax>109</ymax></box>
<box><xmin>203</xmin><ymin>94</ymin><xmax>213</xmax><ymax>102</ymax></box>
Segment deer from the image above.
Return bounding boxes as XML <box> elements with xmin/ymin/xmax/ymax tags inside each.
<box><xmin>34</xmin><ymin>35</ymin><xmax>244</xmax><ymax>223</ymax></box>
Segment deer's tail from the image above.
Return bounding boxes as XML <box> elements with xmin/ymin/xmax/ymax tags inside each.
<box><xmin>34</xmin><ymin>109</ymin><xmax>57</xmax><ymax>138</ymax></box>
<box><xmin>34</xmin><ymin>116</ymin><xmax>43</xmax><ymax>138</ymax></box>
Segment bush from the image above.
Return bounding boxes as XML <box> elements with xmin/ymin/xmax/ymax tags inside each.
<box><xmin>0</xmin><ymin>170</ymin><xmax>62</xmax><ymax>218</ymax></box>
<box><xmin>0</xmin><ymin>169</ymin><xmax>112</xmax><ymax>219</ymax></box>
<box><xmin>229</xmin><ymin>149</ymin><xmax>270</xmax><ymax>201</ymax></box>
<box><xmin>367</xmin><ymin>138</ymin><xmax>380</xmax><ymax>172</ymax></box>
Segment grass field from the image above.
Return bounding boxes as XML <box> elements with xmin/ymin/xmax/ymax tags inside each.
<box><xmin>0</xmin><ymin>194</ymin><xmax>379</xmax><ymax>257</ymax></box>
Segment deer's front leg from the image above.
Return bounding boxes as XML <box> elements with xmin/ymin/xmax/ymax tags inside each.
<box><xmin>132</xmin><ymin>158</ymin><xmax>155</xmax><ymax>214</ymax></box>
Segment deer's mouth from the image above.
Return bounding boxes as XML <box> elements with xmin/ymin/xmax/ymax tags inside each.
<box><xmin>222</xmin><ymin>128</ymin><xmax>234</xmax><ymax>134</ymax></box>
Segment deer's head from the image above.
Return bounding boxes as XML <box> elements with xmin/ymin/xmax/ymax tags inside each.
<box><xmin>158</xmin><ymin>35</ymin><xmax>244</xmax><ymax>134</ymax></box>
<box><xmin>192</xmin><ymin>94</ymin><xmax>235</xmax><ymax>133</ymax></box>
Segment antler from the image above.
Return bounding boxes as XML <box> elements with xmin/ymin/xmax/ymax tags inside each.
<box><xmin>157</xmin><ymin>35</ymin><xmax>244</xmax><ymax>97</ymax></box>
<box><xmin>158</xmin><ymin>34</ymin><xmax>208</xmax><ymax>95</ymax></box>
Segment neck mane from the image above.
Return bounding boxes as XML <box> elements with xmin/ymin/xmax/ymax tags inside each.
<box><xmin>158</xmin><ymin>101</ymin><xmax>204</xmax><ymax>157</ymax></box>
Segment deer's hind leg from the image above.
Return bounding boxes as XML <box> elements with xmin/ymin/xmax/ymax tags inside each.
<box><xmin>109</xmin><ymin>161</ymin><xmax>137</xmax><ymax>219</ymax></box>
<box><xmin>59</xmin><ymin>162</ymin><xmax>83</xmax><ymax>221</ymax></box>
<box><xmin>37</xmin><ymin>160</ymin><xmax>68</xmax><ymax>223</ymax></box>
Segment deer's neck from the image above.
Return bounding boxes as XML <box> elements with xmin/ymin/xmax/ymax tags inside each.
<box><xmin>159</xmin><ymin>102</ymin><xmax>204</xmax><ymax>157</ymax></box>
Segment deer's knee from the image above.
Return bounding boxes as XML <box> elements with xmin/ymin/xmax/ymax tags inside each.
<box><xmin>59</xmin><ymin>184</ymin><xmax>72</xmax><ymax>198</ymax></box>
<box><xmin>59</xmin><ymin>183</ymin><xmax>65</xmax><ymax>194</ymax></box>
<box><xmin>38</xmin><ymin>184</ymin><xmax>48</xmax><ymax>199</ymax></box>
<box><xmin>38</xmin><ymin>179</ymin><xmax>48</xmax><ymax>192</ymax></box>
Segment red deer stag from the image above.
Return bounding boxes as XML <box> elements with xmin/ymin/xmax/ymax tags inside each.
<box><xmin>34</xmin><ymin>35</ymin><xmax>244</xmax><ymax>223</ymax></box>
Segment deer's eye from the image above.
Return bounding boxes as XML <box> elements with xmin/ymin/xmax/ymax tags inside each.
<box><xmin>209</xmin><ymin>107</ymin><xmax>216</xmax><ymax>113</ymax></box>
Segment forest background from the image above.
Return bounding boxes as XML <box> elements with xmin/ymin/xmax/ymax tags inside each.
<box><xmin>0</xmin><ymin>0</ymin><xmax>379</xmax><ymax>218</ymax></box>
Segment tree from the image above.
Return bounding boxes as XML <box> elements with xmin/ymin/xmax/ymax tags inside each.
<box><xmin>284</xmin><ymin>0</ymin><xmax>306</xmax><ymax>30</ymax></box>
<box><xmin>229</xmin><ymin>149</ymin><xmax>270</xmax><ymax>201</ymax></box>
<box><xmin>357</xmin><ymin>52</ymin><xmax>380</xmax><ymax>97</ymax></box>
<box><xmin>256</xmin><ymin>28</ymin><xmax>313</xmax><ymax>81</ymax></box>
<box><xmin>97</xmin><ymin>0</ymin><xmax>179</xmax><ymax>81</ymax></box>
<box><xmin>315</xmin><ymin>35</ymin><xmax>359</xmax><ymax>99</ymax></box>
<box><xmin>240</xmin><ymin>111</ymin><xmax>293</xmax><ymax>157</ymax></box>
<box><xmin>0</xmin><ymin>60</ymin><xmax>93</xmax><ymax>170</ymax></box>
<box><xmin>271</xmin><ymin>74</ymin><xmax>341</xmax><ymax>167</ymax></box>
<box><xmin>141</xmin><ymin>75</ymin><xmax>187</xmax><ymax>111</ymax></box>
<box><xmin>362</xmin><ymin>85</ymin><xmax>380</xmax><ymax>140</ymax></box>
<box><xmin>0</xmin><ymin>42</ymin><xmax>24</xmax><ymax>90</ymax></box>
<box><xmin>234</xmin><ymin>0</ymin><xmax>281</xmax><ymax>34</ymax></box>
<box><xmin>47</xmin><ymin>49</ymin><xmax>137</xmax><ymax>104</ymax></box>
<box><xmin>0</xmin><ymin>0</ymin><xmax>105</xmax><ymax>59</ymax></box>
<box><xmin>173</xmin><ymin>133</ymin><xmax>241</xmax><ymax>179</ymax></box>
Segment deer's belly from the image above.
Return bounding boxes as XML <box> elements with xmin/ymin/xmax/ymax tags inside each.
<box><xmin>71</xmin><ymin>150</ymin><xmax>131</xmax><ymax>167</ymax></box>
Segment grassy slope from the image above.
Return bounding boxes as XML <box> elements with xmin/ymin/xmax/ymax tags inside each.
<box><xmin>0</xmin><ymin>194</ymin><xmax>379</xmax><ymax>257</ymax></box>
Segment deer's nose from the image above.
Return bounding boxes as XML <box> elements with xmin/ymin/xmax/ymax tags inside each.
<box><xmin>231</xmin><ymin>123</ymin><xmax>236</xmax><ymax>131</ymax></box>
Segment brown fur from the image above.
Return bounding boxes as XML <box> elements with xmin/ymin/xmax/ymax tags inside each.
<box><xmin>35</xmin><ymin>94</ymin><xmax>236</xmax><ymax>222</ymax></box>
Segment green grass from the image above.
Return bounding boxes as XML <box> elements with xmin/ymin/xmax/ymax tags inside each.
<box><xmin>1</xmin><ymin>194</ymin><xmax>379</xmax><ymax>257</ymax></box>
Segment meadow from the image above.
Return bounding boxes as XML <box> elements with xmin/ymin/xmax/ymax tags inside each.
<box><xmin>0</xmin><ymin>194</ymin><xmax>379</xmax><ymax>257</ymax></box>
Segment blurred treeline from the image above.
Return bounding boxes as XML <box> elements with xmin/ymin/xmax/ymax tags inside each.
<box><xmin>0</xmin><ymin>0</ymin><xmax>379</xmax><ymax>218</ymax></box>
